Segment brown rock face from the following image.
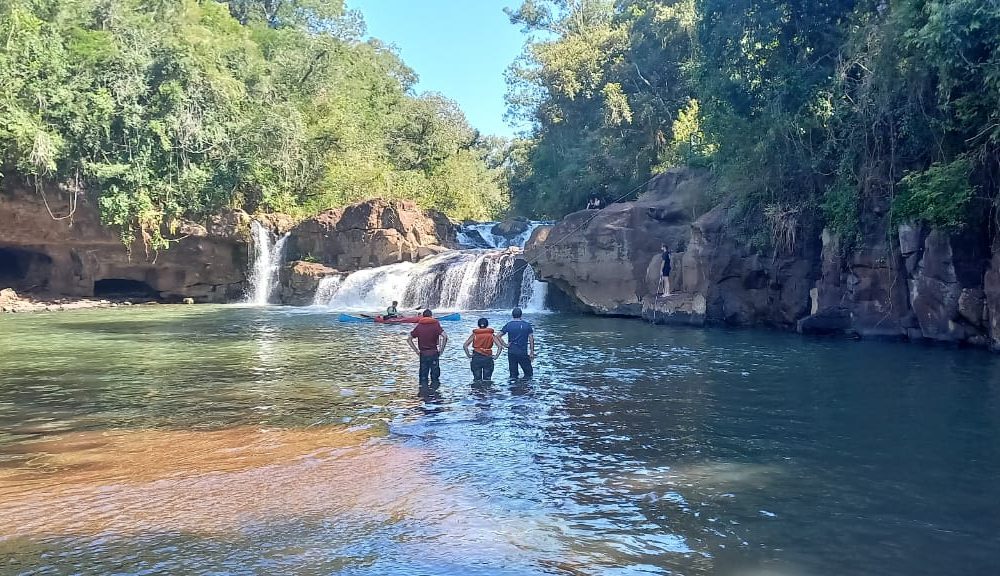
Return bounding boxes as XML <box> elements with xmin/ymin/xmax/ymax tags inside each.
<box><xmin>526</xmin><ymin>167</ymin><xmax>711</xmax><ymax>315</ymax></box>
<box><xmin>0</xmin><ymin>181</ymin><xmax>249</xmax><ymax>302</ymax></box>
<box><xmin>287</xmin><ymin>199</ymin><xmax>454</xmax><ymax>271</ymax></box>
<box><xmin>279</xmin><ymin>261</ymin><xmax>341</xmax><ymax>306</ymax></box>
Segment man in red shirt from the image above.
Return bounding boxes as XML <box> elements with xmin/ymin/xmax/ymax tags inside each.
<box><xmin>407</xmin><ymin>309</ymin><xmax>448</xmax><ymax>388</ymax></box>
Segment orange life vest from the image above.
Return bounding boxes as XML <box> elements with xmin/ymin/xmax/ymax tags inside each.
<box><xmin>472</xmin><ymin>328</ymin><xmax>495</xmax><ymax>356</ymax></box>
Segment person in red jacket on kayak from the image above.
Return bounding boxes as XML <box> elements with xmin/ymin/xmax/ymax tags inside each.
<box><xmin>462</xmin><ymin>317</ymin><xmax>504</xmax><ymax>381</ymax></box>
<box><xmin>407</xmin><ymin>309</ymin><xmax>448</xmax><ymax>388</ymax></box>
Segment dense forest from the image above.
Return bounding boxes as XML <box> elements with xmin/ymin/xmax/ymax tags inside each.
<box><xmin>506</xmin><ymin>0</ymin><xmax>1000</xmax><ymax>247</ymax></box>
<box><xmin>0</xmin><ymin>0</ymin><xmax>509</xmax><ymax>246</ymax></box>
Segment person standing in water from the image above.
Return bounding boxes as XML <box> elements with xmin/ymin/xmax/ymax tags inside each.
<box><xmin>657</xmin><ymin>243</ymin><xmax>672</xmax><ymax>296</ymax></box>
<box><xmin>463</xmin><ymin>318</ymin><xmax>505</xmax><ymax>381</ymax></box>
<box><xmin>407</xmin><ymin>309</ymin><xmax>447</xmax><ymax>388</ymax></box>
<box><xmin>499</xmin><ymin>307</ymin><xmax>535</xmax><ymax>379</ymax></box>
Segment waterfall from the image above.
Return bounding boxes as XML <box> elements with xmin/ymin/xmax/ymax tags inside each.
<box><xmin>312</xmin><ymin>276</ymin><xmax>343</xmax><ymax>306</ymax></box>
<box><xmin>456</xmin><ymin>221</ymin><xmax>548</xmax><ymax>249</ymax></box>
<box><xmin>245</xmin><ymin>221</ymin><xmax>289</xmax><ymax>305</ymax></box>
<box><xmin>320</xmin><ymin>250</ymin><xmax>527</xmax><ymax>311</ymax></box>
<box><xmin>315</xmin><ymin>220</ymin><xmax>551</xmax><ymax>312</ymax></box>
<box><xmin>519</xmin><ymin>265</ymin><xmax>548</xmax><ymax>313</ymax></box>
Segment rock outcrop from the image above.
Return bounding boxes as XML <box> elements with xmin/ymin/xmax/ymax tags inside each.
<box><xmin>532</xmin><ymin>166</ymin><xmax>1000</xmax><ymax>351</ymax></box>
<box><xmin>0</xmin><ymin>181</ymin><xmax>250</xmax><ymax>302</ymax></box>
<box><xmin>287</xmin><ymin>199</ymin><xmax>454</xmax><ymax>271</ymax></box>
<box><xmin>279</xmin><ymin>261</ymin><xmax>340</xmax><ymax>306</ymax></box>
<box><xmin>526</xmin><ymin>167</ymin><xmax>711</xmax><ymax>315</ymax></box>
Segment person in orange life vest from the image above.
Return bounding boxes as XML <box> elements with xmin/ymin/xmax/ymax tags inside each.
<box><xmin>462</xmin><ymin>317</ymin><xmax>505</xmax><ymax>381</ymax></box>
<box><xmin>407</xmin><ymin>309</ymin><xmax>448</xmax><ymax>388</ymax></box>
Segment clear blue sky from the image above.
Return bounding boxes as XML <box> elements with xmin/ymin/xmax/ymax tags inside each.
<box><xmin>348</xmin><ymin>0</ymin><xmax>527</xmax><ymax>138</ymax></box>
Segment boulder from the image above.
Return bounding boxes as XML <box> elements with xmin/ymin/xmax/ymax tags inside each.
<box><xmin>492</xmin><ymin>217</ymin><xmax>531</xmax><ymax>239</ymax></box>
<box><xmin>797</xmin><ymin>306</ymin><xmax>852</xmax><ymax>335</ymax></box>
<box><xmin>287</xmin><ymin>199</ymin><xmax>454</xmax><ymax>271</ymax></box>
<box><xmin>279</xmin><ymin>261</ymin><xmax>340</xmax><ymax>306</ymax></box>
<box><xmin>526</xmin><ymin>167</ymin><xmax>710</xmax><ymax>315</ymax></box>
<box><xmin>0</xmin><ymin>179</ymin><xmax>250</xmax><ymax>302</ymax></box>
<box><xmin>641</xmin><ymin>292</ymin><xmax>707</xmax><ymax>326</ymax></box>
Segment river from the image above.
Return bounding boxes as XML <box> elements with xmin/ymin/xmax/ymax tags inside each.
<box><xmin>1</xmin><ymin>306</ymin><xmax>999</xmax><ymax>575</ymax></box>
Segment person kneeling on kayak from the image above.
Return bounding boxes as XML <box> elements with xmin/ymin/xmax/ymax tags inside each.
<box><xmin>385</xmin><ymin>301</ymin><xmax>400</xmax><ymax>319</ymax></box>
<box><xmin>407</xmin><ymin>309</ymin><xmax>447</xmax><ymax>388</ymax></box>
<box><xmin>463</xmin><ymin>318</ymin><xmax>504</xmax><ymax>381</ymax></box>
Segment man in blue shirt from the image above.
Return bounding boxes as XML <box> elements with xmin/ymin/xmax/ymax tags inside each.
<box><xmin>499</xmin><ymin>307</ymin><xmax>535</xmax><ymax>379</ymax></box>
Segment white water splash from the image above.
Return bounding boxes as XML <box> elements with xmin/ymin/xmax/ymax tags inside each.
<box><xmin>519</xmin><ymin>265</ymin><xmax>549</xmax><ymax>313</ymax></box>
<box><xmin>312</xmin><ymin>276</ymin><xmax>343</xmax><ymax>306</ymax></box>
<box><xmin>456</xmin><ymin>221</ymin><xmax>548</xmax><ymax>249</ymax></box>
<box><xmin>246</xmin><ymin>221</ymin><xmax>289</xmax><ymax>305</ymax></box>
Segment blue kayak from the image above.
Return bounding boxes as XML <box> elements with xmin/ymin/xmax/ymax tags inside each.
<box><xmin>338</xmin><ymin>312</ymin><xmax>461</xmax><ymax>323</ymax></box>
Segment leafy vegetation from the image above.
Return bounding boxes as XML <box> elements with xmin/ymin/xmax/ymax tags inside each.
<box><xmin>0</xmin><ymin>0</ymin><xmax>508</xmax><ymax>247</ymax></box>
<box><xmin>506</xmin><ymin>0</ymin><xmax>1000</xmax><ymax>239</ymax></box>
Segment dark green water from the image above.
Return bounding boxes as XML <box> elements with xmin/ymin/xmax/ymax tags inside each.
<box><xmin>1</xmin><ymin>306</ymin><xmax>999</xmax><ymax>575</ymax></box>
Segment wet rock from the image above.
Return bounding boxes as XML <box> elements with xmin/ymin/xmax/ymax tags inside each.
<box><xmin>492</xmin><ymin>217</ymin><xmax>531</xmax><ymax>239</ymax></box>
<box><xmin>182</xmin><ymin>298</ymin><xmax>195</xmax><ymax>305</ymax></box>
<box><xmin>527</xmin><ymin>167</ymin><xmax>710</xmax><ymax>315</ymax></box>
<box><xmin>641</xmin><ymin>293</ymin><xmax>707</xmax><ymax>326</ymax></box>
<box><xmin>279</xmin><ymin>261</ymin><xmax>341</xmax><ymax>306</ymax></box>
<box><xmin>797</xmin><ymin>306</ymin><xmax>852</xmax><ymax>335</ymax></box>
<box><xmin>287</xmin><ymin>199</ymin><xmax>454</xmax><ymax>271</ymax></box>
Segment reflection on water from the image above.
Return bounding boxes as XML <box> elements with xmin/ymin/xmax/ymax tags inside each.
<box><xmin>1</xmin><ymin>306</ymin><xmax>1000</xmax><ymax>575</ymax></box>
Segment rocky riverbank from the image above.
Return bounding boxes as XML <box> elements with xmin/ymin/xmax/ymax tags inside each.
<box><xmin>0</xmin><ymin>288</ymin><xmax>170</xmax><ymax>314</ymax></box>
<box><xmin>528</xmin><ymin>167</ymin><xmax>1000</xmax><ymax>352</ymax></box>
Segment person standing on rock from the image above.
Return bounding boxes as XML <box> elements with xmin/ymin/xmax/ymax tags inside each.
<box><xmin>657</xmin><ymin>243</ymin><xmax>672</xmax><ymax>296</ymax></box>
<box><xmin>499</xmin><ymin>308</ymin><xmax>535</xmax><ymax>379</ymax></box>
<box><xmin>407</xmin><ymin>309</ymin><xmax>447</xmax><ymax>389</ymax></box>
<box><xmin>463</xmin><ymin>318</ymin><xmax>504</xmax><ymax>381</ymax></box>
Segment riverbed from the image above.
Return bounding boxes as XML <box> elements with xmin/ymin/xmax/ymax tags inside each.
<box><xmin>1</xmin><ymin>306</ymin><xmax>998</xmax><ymax>575</ymax></box>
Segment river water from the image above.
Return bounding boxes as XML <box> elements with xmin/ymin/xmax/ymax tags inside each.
<box><xmin>1</xmin><ymin>306</ymin><xmax>998</xmax><ymax>575</ymax></box>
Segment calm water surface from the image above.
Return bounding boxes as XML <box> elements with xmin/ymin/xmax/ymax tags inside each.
<box><xmin>0</xmin><ymin>306</ymin><xmax>998</xmax><ymax>576</ymax></box>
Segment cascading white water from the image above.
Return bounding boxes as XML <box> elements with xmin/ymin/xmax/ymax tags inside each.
<box><xmin>246</xmin><ymin>221</ymin><xmax>289</xmax><ymax>305</ymax></box>
<box><xmin>312</xmin><ymin>276</ymin><xmax>343</xmax><ymax>306</ymax></box>
<box><xmin>456</xmin><ymin>221</ymin><xmax>549</xmax><ymax>249</ymax></box>
<box><xmin>519</xmin><ymin>265</ymin><xmax>549</xmax><ymax>313</ymax></box>
<box><xmin>317</xmin><ymin>220</ymin><xmax>551</xmax><ymax>311</ymax></box>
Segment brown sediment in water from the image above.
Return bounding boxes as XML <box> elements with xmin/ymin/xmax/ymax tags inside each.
<box><xmin>0</xmin><ymin>426</ymin><xmax>441</xmax><ymax>538</ymax></box>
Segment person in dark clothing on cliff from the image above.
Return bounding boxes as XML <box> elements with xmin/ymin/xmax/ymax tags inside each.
<box><xmin>657</xmin><ymin>243</ymin><xmax>672</xmax><ymax>296</ymax></box>
<box><xmin>407</xmin><ymin>309</ymin><xmax>447</xmax><ymax>388</ymax></box>
<box><xmin>499</xmin><ymin>308</ymin><xmax>535</xmax><ymax>379</ymax></box>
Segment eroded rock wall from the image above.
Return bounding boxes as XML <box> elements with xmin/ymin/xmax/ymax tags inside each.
<box><xmin>531</xmin><ymin>167</ymin><xmax>1000</xmax><ymax>351</ymax></box>
<box><xmin>0</xmin><ymin>182</ymin><xmax>250</xmax><ymax>302</ymax></box>
<box><xmin>286</xmin><ymin>199</ymin><xmax>454</xmax><ymax>271</ymax></box>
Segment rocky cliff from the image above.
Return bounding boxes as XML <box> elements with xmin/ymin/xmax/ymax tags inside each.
<box><xmin>530</xmin><ymin>167</ymin><xmax>1000</xmax><ymax>351</ymax></box>
<box><xmin>0</xmin><ymin>182</ymin><xmax>250</xmax><ymax>303</ymax></box>
<box><xmin>286</xmin><ymin>199</ymin><xmax>454</xmax><ymax>271</ymax></box>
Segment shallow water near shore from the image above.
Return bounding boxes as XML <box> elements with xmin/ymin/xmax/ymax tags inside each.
<box><xmin>1</xmin><ymin>305</ymin><xmax>999</xmax><ymax>575</ymax></box>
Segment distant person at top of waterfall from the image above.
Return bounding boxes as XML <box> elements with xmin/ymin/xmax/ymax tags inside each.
<box><xmin>407</xmin><ymin>309</ymin><xmax>447</xmax><ymax>389</ymax></box>
<box><xmin>385</xmin><ymin>301</ymin><xmax>399</xmax><ymax>319</ymax></box>
<box><xmin>498</xmin><ymin>308</ymin><xmax>535</xmax><ymax>379</ymax></box>
<box><xmin>586</xmin><ymin>195</ymin><xmax>603</xmax><ymax>210</ymax></box>
<box><xmin>657</xmin><ymin>243</ymin><xmax>672</xmax><ymax>296</ymax></box>
<box><xmin>463</xmin><ymin>318</ymin><xmax>505</xmax><ymax>381</ymax></box>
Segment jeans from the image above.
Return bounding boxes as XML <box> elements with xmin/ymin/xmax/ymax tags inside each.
<box><xmin>419</xmin><ymin>353</ymin><xmax>441</xmax><ymax>386</ymax></box>
<box><xmin>508</xmin><ymin>354</ymin><xmax>533</xmax><ymax>379</ymax></box>
<box><xmin>470</xmin><ymin>353</ymin><xmax>494</xmax><ymax>380</ymax></box>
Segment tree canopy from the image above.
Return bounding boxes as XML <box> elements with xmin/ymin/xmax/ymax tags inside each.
<box><xmin>0</xmin><ymin>0</ymin><xmax>509</xmax><ymax>247</ymax></box>
<box><xmin>506</xmin><ymin>0</ymin><xmax>1000</xmax><ymax>243</ymax></box>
